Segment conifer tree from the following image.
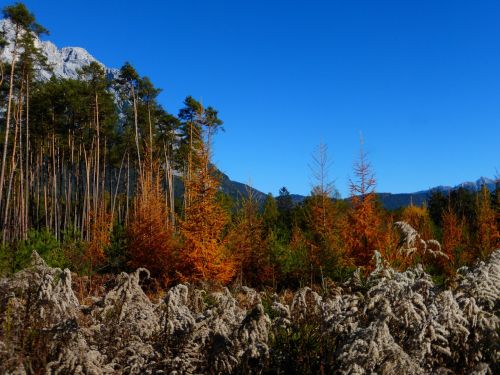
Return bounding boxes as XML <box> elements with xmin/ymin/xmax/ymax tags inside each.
<box><xmin>117</xmin><ymin>62</ymin><xmax>142</xmax><ymax>175</ymax></box>
<box><xmin>262</xmin><ymin>193</ymin><xmax>279</xmax><ymax>233</ymax></box>
<box><xmin>441</xmin><ymin>203</ymin><xmax>463</xmax><ymax>265</ymax></box>
<box><xmin>178</xmin><ymin>102</ymin><xmax>234</xmax><ymax>283</ymax></box>
<box><xmin>344</xmin><ymin>140</ymin><xmax>386</xmax><ymax>267</ymax></box>
<box><xmin>276</xmin><ymin>186</ymin><xmax>293</xmax><ymax>235</ymax></box>
<box><xmin>475</xmin><ymin>185</ymin><xmax>499</xmax><ymax>258</ymax></box>
<box><xmin>401</xmin><ymin>204</ymin><xmax>433</xmax><ymax>240</ymax></box>
<box><xmin>0</xmin><ymin>3</ymin><xmax>47</xmax><ymax>233</ymax></box>
<box><xmin>305</xmin><ymin>142</ymin><xmax>342</xmax><ymax>276</ymax></box>
<box><xmin>179</xmin><ymin>145</ymin><xmax>234</xmax><ymax>283</ymax></box>
<box><xmin>226</xmin><ymin>189</ymin><xmax>270</xmax><ymax>286</ymax></box>
<box><xmin>127</xmin><ymin>159</ymin><xmax>177</xmax><ymax>285</ymax></box>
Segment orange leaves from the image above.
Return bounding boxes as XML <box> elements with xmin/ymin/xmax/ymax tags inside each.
<box><xmin>401</xmin><ymin>205</ymin><xmax>433</xmax><ymax>240</ymax></box>
<box><xmin>127</xmin><ymin>164</ymin><xmax>177</xmax><ymax>285</ymax></box>
<box><xmin>85</xmin><ymin>206</ymin><xmax>111</xmax><ymax>270</ymax></box>
<box><xmin>226</xmin><ymin>194</ymin><xmax>271</xmax><ymax>286</ymax></box>
<box><xmin>345</xmin><ymin>161</ymin><xmax>385</xmax><ymax>266</ymax></box>
<box><xmin>442</xmin><ymin>206</ymin><xmax>462</xmax><ymax>261</ymax></box>
<box><xmin>305</xmin><ymin>193</ymin><xmax>344</xmax><ymax>273</ymax></box>
<box><xmin>475</xmin><ymin>185</ymin><xmax>499</xmax><ymax>258</ymax></box>
<box><xmin>178</xmin><ymin>148</ymin><xmax>235</xmax><ymax>284</ymax></box>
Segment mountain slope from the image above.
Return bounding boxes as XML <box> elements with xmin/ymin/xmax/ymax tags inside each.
<box><xmin>246</xmin><ymin>177</ymin><xmax>497</xmax><ymax>210</ymax></box>
<box><xmin>0</xmin><ymin>18</ymin><xmax>118</xmax><ymax>80</ymax></box>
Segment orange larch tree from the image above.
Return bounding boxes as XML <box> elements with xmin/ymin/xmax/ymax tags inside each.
<box><xmin>441</xmin><ymin>204</ymin><xmax>463</xmax><ymax>266</ymax></box>
<box><xmin>226</xmin><ymin>188</ymin><xmax>271</xmax><ymax>286</ymax></box>
<box><xmin>85</xmin><ymin>203</ymin><xmax>112</xmax><ymax>271</ymax></box>
<box><xmin>178</xmin><ymin>145</ymin><xmax>235</xmax><ymax>283</ymax></box>
<box><xmin>127</xmin><ymin>161</ymin><xmax>177</xmax><ymax>285</ymax></box>
<box><xmin>475</xmin><ymin>185</ymin><xmax>499</xmax><ymax>258</ymax></box>
<box><xmin>344</xmin><ymin>141</ymin><xmax>387</xmax><ymax>267</ymax></box>
<box><xmin>305</xmin><ymin>142</ymin><xmax>344</xmax><ymax>277</ymax></box>
<box><xmin>401</xmin><ymin>204</ymin><xmax>433</xmax><ymax>240</ymax></box>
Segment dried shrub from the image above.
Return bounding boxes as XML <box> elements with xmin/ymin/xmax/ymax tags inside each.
<box><xmin>0</xmin><ymin>249</ymin><xmax>498</xmax><ymax>374</ymax></box>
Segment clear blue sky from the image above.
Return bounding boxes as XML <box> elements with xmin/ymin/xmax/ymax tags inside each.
<box><xmin>11</xmin><ymin>0</ymin><xmax>500</xmax><ymax>197</ymax></box>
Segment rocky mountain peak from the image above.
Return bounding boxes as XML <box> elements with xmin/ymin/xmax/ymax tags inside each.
<box><xmin>0</xmin><ymin>18</ymin><xmax>118</xmax><ymax>80</ymax></box>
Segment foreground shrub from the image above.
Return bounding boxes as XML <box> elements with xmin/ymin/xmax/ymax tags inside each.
<box><xmin>0</xmin><ymin>249</ymin><xmax>498</xmax><ymax>373</ymax></box>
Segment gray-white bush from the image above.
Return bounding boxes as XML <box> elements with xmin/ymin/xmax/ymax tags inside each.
<box><xmin>0</xmin><ymin>249</ymin><xmax>498</xmax><ymax>374</ymax></box>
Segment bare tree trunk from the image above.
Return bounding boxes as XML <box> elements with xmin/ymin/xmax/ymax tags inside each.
<box><xmin>3</xmin><ymin>86</ymin><xmax>22</xmax><ymax>243</ymax></box>
<box><xmin>131</xmin><ymin>87</ymin><xmax>142</xmax><ymax>179</ymax></box>
<box><xmin>0</xmin><ymin>28</ymin><xmax>19</xmax><ymax>213</ymax></box>
<box><xmin>94</xmin><ymin>93</ymin><xmax>100</xmax><ymax>215</ymax></box>
<box><xmin>83</xmin><ymin>147</ymin><xmax>91</xmax><ymax>241</ymax></box>
<box><xmin>125</xmin><ymin>153</ymin><xmax>130</xmax><ymax>224</ymax></box>
<box><xmin>111</xmin><ymin>152</ymin><xmax>127</xmax><ymax>225</ymax></box>
<box><xmin>148</xmin><ymin>102</ymin><xmax>153</xmax><ymax>174</ymax></box>
<box><xmin>24</xmin><ymin>78</ymin><xmax>30</xmax><ymax>239</ymax></box>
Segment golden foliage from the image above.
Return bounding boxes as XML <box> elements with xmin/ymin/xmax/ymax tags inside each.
<box><xmin>401</xmin><ymin>204</ymin><xmax>433</xmax><ymax>240</ymax></box>
<box><xmin>305</xmin><ymin>192</ymin><xmax>345</xmax><ymax>270</ymax></box>
<box><xmin>226</xmin><ymin>193</ymin><xmax>271</xmax><ymax>286</ymax></box>
<box><xmin>343</xmin><ymin>148</ymin><xmax>387</xmax><ymax>267</ymax></box>
<box><xmin>179</xmin><ymin>148</ymin><xmax>235</xmax><ymax>283</ymax></box>
<box><xmin>85</xmin><ymin>205</ymin><xmax>111</xmax><ymax>270</ymax></box>
<box><xmin>442</xmin><ymin>206</ymin><xmax>463</xmax><ymax>262</ymax></box>
<box><xmin>475</xmin><ymin>186</ymin><xmax>499</xmax><ymax>258</ymax></box>
<box><xmin>127</xmin><ymin>163</ymin><xmax>177</xmax><ymax>285</ymax></box>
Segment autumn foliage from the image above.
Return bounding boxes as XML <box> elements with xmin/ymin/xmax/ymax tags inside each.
<box><xmin>178</xmin><ymin>147</ymin><xmax>235</xmax><ymax>283</ymax></box>
<box><xmin>401</xmin><ymin>204</ymin><xmax>433</xmax><ymax>240</ymax></box>
<box><xmin>343</xmin><ymin>146</ymin><xmax>387</xmax><ymax>267</ymax></box>
<box><xmin>127</xmin><ymin>163</ymin><xmax>177</xmax><ymax>285</ymax></box>
<box><xmin>441</xmin><ymin>204</ymin><xmax>463</xmax><ymax>263</ymax></box>
<box><xmin>85</xmin><ymin>205</ymin><xmax>112</xmax><ymax>270</ymax></box>
<box><xmin>473</xmin><ymin>185</ymin><xmax>499</xmax><ymax>260</ymax></box>
<box><xmin>226</xmin><ymin>190</ymin><xmax>271</xmax><ymax>286</ymax></box>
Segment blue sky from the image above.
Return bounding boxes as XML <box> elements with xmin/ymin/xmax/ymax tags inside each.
<box><xmin>11</xmin><ymin>0</ymin><xmax>500</xmax><ymax>197</ymax></box>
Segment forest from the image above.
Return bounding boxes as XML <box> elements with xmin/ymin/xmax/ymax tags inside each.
<box><xmin>0</xmin><ymin>4</ymin><xmax>498</xmax><ymax>374</ymax></box>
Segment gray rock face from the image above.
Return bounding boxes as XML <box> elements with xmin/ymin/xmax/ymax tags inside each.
<box><xmin>0</xmin><ymin>18</ymin><xmax>119</xmax><ymax>80</ymax></box>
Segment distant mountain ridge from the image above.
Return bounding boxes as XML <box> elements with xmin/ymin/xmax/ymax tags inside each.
<box><xmin>377</xmin><ymin>177</ymin><xmax>497</xmax><ymax>210</ymax></box>
<box><xmin>221</xmin><ymin>177</ymin><xmax>497</xmax><ymax>210</ymax></box>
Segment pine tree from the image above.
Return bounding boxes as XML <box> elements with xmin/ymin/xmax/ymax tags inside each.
<box><xmin>117</xmin><ymin>62</ymin><xmax>142</xmax><ymax>175</ymax></box>
<box><xmin>0</xmin><ymin>3</ymin><xmax>47</xmax><ymax>240</ymax></box>
<box><xmin>276</xmin><ymin>186</ymin><xmax>293</xmax><ymax>235</ymax></box>
<box><xmin>262</xmin><ymin>193</ymin><xmax>279</xmax><ymax>232</ymax></box>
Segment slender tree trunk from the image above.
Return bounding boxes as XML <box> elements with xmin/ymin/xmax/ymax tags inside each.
<box><xmin>111</xmin><ymin>152</ymin><xmax>127</xmax><ymax>224</ymax></box>
<box><xmin>148</xmin><ymin>102</ymin><xmax>153</xmax><ymax>174</ymax></box>
<box><xmin>95</xmin><ymin>93</ymin><xmax>100</xmax><ymax>215</ymax></box>
<box><xmin>0</xmin><ymin>29</ymin><xmax>19</xmax><ymax>213</ymax></box>
<box><xmin>126</xmin><ymin>153</ymin><xmax>130</xmax><ymax>224</ymax></box>
<box><xmin>3</xmin><ymin>85</ymin><xmax>22</xmax><ymax>243</ymax></box>
<box><xmin>131</xmin><ymin>86</ymin><xmax>142</xmax><ymax>179</ymax></box>
<box><xmin>24</xmin><ymin>78</ymin><xmax>30</xmax><ymax>239</ymax></box>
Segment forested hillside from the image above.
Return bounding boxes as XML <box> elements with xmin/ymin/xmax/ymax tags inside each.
<box><xmin>0</xmin><ymin>3</ymin><xmax>498</xmax><ymax>289</ymax></box>
<box><xmin>0</xmin><ymin>3</ymin><xmax>499</xmax><ymax>374</ymax></box>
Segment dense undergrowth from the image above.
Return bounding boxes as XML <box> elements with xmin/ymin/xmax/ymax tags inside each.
<box><xmin>0</xmin><ymin>249</ymin><xmax>498</xmax><ymax>374</ymax></box>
